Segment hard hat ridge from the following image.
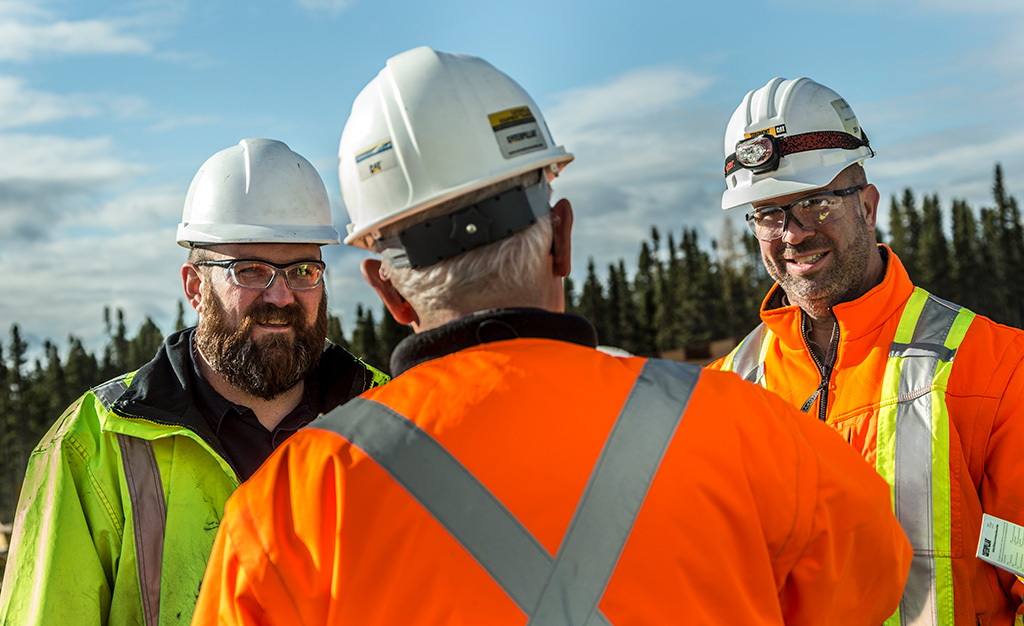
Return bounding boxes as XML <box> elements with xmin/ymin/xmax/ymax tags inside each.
<box><xmin>177</xmin><ymin>138</ymin><xmax>340</xmax><ymax>248</ymax></box>
<box><xmin>339</xmin><ymin>46</ymin><xmax>573</xmax><ymax>253</ymax></box>
<box><xmin>721</xmin><ymin>77</ymin><xmax>874</xmax><ymax>210</ymax></box>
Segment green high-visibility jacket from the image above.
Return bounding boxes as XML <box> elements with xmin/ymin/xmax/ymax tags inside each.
<box><xmin>0</xmin><ymin>328</ymin><xmax>387</xmax><ymax>626</ymax></box>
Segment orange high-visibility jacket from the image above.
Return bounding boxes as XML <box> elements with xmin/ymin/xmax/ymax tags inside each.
<box><xmin>193</xmin><ymin>313</ymin><xmax>910</xmax><ymax>625</ymax></box>
<box><xmin>710</xmin><ymin>246</ymin><xmax>1024</xmax><ymax>625</ymax></box>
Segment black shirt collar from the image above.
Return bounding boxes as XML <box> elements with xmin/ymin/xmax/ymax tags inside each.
<box><xmin>187</xmin><ymin>330</ymin><xmax>321</xmax><ymax>480</ymax></box>
<box><xmin>389</xmin><ymin>308</ymin><xmax>598</xmax><ymax>376</ymax></box>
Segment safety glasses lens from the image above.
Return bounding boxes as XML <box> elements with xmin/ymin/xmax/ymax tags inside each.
<box><xmin>229</xmin><ymin>262</ymin><xmax>323</xmax><ymax>289</ymax></box>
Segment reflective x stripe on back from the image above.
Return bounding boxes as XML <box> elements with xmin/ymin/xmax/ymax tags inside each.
<box><xmin>314</xmin><ymin>358</ymin><xmax>701</xmax><ymax>625</ymax></box>
<box><xmin>877</xmin><ymin>288</ymin><xmax>974</xmax><ymax>626</ymax></box>
<box><xmin>95</xmin><ymin>378</ymin><xmax>167</xmax><ymax>626</ymax></box>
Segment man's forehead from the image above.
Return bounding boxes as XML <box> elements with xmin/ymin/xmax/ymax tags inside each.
<box><xmin>201</xmin><ymin>242</ymin><xmax>323</xmax><ymax>261</ymax></box>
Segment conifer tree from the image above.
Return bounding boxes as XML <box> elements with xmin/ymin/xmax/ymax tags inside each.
<box><xmin>991</xmin><ymin>164</ymin><xmax>1024</xmax><ymax>327</ymax></box>
<box><xmin>888</xmin><ymin>190</ymin><xmax>922</xmax><ymax>281</ymax></box>
<box><xmin>915</xmin><ymin>194</ymin><xmax>950</xmax><ymax>297</ymax></box>
<box><xmin>175</xmin><ymin>300</ymin><xmax>188</xmax><ymax>331</ymax></box>
<box><xmin>949</xmin><ymin>199</ymin><xmax>982</xmax><ymax>311</ymax></box>
<box><xmin>349</xmin><ymin>305</ymin><xmax>382</xmax><ymax>367</ymax></box>
<box><xmin>377</xmin><ymin>304</ymin><xmax>413</xmax><ymax>373</ymax></box>
<box><xmin>577</xmin><ymin>259</ymin><xmax>608</xmax><ymax>344</ymax></box>
<box><xmin>655</xmin><ymin>232</ymin><xmax>682</xmax><ymax>353</ymax></box>
<box><xmin>327</xmin><ymin>313</ymin><xmax>350</xmax><ymax>350</ymax></box>
<box><xmin>64</xmin><ymin>336</ymin><xmax>100</xmax><ymax>399</ymax></box>
<box><xmin>631</xmin><ymin>241</ymin><xmax>659</xmax><ymax>356</ymax></box>
<box><xmin>604</xmin><ymin>262</ymin><xmax>630</xmax><ymax>350</ymax></box>
<box><xmin>563</xmin><ymin>276</ymin><xmax>578</xmax><ymax>314</ymax></box>
<box><xmin>128</xmin><ymin>317</ymin><xmax>164</xmax><ymax>371</ymax></box>
<box><xmin>978</xmin><ymin>207</ymin><xmax>1004</xmax><ymax>320</ymax></box>
<box><xmin>678</xmin><ymin>228</ymin><xmax>715</xmax><ymax>347</ymax></box>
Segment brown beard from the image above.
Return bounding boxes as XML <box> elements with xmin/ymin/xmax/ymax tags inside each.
<box><xmin>195</xmin><ymin>286</ymin><xmax>329</xmax><ymax>400</ymax></box>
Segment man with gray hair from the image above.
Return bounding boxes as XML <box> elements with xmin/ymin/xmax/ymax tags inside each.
<box><xmin>192</xmin><ymin>48</ymin><xmax>910</xmax><ymax>625</ymax></box>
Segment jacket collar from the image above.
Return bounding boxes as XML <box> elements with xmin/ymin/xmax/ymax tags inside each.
<box><xmin>760</xmin><ymin>244</ymin><xmax>914</xmax><ymax>346</ymax></box>
<box><xmin>389</xmin><ymin>308</ymin><xmax>598</xmax><ymax>376</ymax></box>
<box><xmin>109</xmin><ymin>328</ymin><xmax>366</xmax><ymax>448</ymax></box>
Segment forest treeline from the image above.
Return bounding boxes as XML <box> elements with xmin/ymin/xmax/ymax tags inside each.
<box><xmin>0</xmin><ymin>164</ymin><xmax>1020</xmax><ymax>524</ymax></box>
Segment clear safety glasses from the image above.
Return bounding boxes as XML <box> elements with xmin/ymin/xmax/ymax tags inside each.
<box><xmin>194</xmin><ymin>259</ymin><xmax>326</xmax><ymax>290</ymax></box>
<box><xmin>745</xmin><ymin>185</ymin><xmax>863</xmax><ymax>241</ymax></box>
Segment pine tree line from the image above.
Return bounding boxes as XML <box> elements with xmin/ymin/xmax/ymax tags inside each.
<box><xmin>568</xmin><ymin>164</ymin><xmax>1022</xmax><ymax>355</ymax></box>
<box><xmin>1</xmin><ymin>165</ymin><xmax>1020</xmax><ymax>525</ymax></box>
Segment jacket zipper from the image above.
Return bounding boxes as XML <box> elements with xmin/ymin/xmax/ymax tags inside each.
<box><xmin>799</xmin><ymin>314</ymin><xmax>839</xmax><ymax>422</ymax></box>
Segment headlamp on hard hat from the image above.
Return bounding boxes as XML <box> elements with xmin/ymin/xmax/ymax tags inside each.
<box><xmin>724</xmin><ymin>130</ymin><xmax>872</xmax><ymax>178</ymax></box>
<box><xmin>734</xmin><ymin>134</ymin><xmax>779</xmax><ymax>174</ymax></box>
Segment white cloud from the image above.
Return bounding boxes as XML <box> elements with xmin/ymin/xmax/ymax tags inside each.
<box><xmin>549</xmin><ymin>66</ymin><xmax>713</xmax><ymax>138</ymax></box>
<box><xmin>0</xmin><ymin>76</ymin><xmax>103</xmax><ymax>129</ymax></box>
<box><xmin>542</xmin><ymin>66</ymin><xmax>728</xmax><ymax>273</ymax></box>
<box><xmin>911</xmin><ymin>0</ymin><xmax>1023</xmax><ymax>13</ymax></box>
<box><xmin>0</xmin><ymin>133</ymin><xmax>145</xmax><ymax>182</ymax></box>
<box><xmin>0</xmin><ymin>133</ymin><xmax>148</xmax><ymax>242</ymax></box>
<box><xmin>294</xmin><ymin>0</ymin><xmax>353</xmax><ymax>17</ymax></box>
<box><xmin>148</xmin><ymin>114</ymin><xmax>227</xmax><ymax>134</ymax></box>
<box><xmin>0</xmin><ymin>225</ymin><xmax>185</xmax><ymax>357</ymax></box>
<box><xmin>0</xmin><ymin>2</ymin><xmax>152</xmax><ymax>61</ymax></box>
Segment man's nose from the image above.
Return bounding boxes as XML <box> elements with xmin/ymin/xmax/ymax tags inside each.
<box><xmin>261</xmin><ymin>271</ymin><xmax>296</xmax><ymax>306</ymax></box>
<box><xmin>780</xmin><ymin>212</ymin><xmax>815</xmax><ymax>245</ymax></box>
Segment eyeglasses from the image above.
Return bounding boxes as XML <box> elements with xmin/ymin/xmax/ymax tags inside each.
<box><xmin>194</xmin><ymin>259</ymin><xmax>326</xmax><ymax>290</ymax></box>
<box><xmin>745</xmin><ymin>185</ymin><xmax>863</xmax><ymax>241</ymax></box>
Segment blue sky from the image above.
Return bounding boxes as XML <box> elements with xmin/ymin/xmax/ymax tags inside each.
<box><xmin>2</xmin><ymin>0</ymin><xmax>1023</xmax><ymax>361</ymax></box>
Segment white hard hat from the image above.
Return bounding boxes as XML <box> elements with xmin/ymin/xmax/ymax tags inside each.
<box><xmin>339</xmin><ymin>46</ymin><xmax>573</xmax><ymax>253</ymax></box>
<box><xmin>721</xmin><ymin>77</ymin><xmax>874</xmax><ymax>210</ymax></box>
<box><xmin>177</xmin><ymin>138</ymin><xmax>340</xmax><ymax>248</ymax></box>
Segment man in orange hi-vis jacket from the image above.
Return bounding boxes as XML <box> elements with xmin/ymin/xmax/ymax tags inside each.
<box><xmin>191</xmin><ymin>48</ymin><xmax>911</xmax><ymax>626</ymax></box>
<box><xmin>710</xmin><ymin>77</ymin><xmax>1024</xmax><ymax>625</ymax></box>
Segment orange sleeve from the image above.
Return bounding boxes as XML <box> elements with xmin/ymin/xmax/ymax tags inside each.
<box><xmin>763</xmin><ymin>388</ymin><xmax>913</xmax><ymax>625</ymax></box>
<box><xmin>988</xmin><ymin>355</ymin><xmax>1024</xmax><ymax>614</ymax></box>
<box><xmin>192</xmin><ymin>434</ymin><xmax>332</xmax><ymax>626</ymax></box>
<box><xmin>961</xmin><ymin>324</ymin><xmax>1024</xmax><ymax>611</ymax></box>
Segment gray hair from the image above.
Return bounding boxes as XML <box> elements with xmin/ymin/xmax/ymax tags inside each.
<box><xmin>380</xmin><ymin>170</ymin><xmax>555</xmax><ymax>316</ymax></box>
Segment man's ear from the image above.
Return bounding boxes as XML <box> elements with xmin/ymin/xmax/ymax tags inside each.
<box><xmin>861</xmin><ymin>184</ymin><xmax>881</xmax><ymax>231</ymax></box>
<box><xmin>361</xmin><ymin>259</ymin><xmax>416</xmax><ymax>326</ymax></box>
<box><xmin>182</xmin><ymin>264</ymin><xmax>205</xmax><ymax>313</ymax></box>
<box><xmin>550</xmin><ymin>198</ymin><xmax>573</xmax><ymax>278</ymax></box>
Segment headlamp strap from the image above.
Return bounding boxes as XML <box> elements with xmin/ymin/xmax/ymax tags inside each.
<box><xmin>376</xmin><ymin>182</ymin><xmax>551</xmax><ymax>269</ymax></box>
<box><xmin>724</xmin><ymin>130</ymin><xmax>871</xmax><ymax>177</ymax></box>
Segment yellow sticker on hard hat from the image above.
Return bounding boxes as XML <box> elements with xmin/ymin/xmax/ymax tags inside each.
<box><xmin>355</xmin><ymin>140</ymin><xmax>397</xmax><ymax>181</ymax></box>
<box><xmin>488</xmin><ymin>106</ymin><xmax>548</xmax><ymax>159</ymax></box>
<box><xmin>744</xmin><ymin>124</ymin><xmax>787</xmax><ymax>140</ymax></box>
<box><xmin>831</xmin><ymin>98</ymin><xmax>862</xmax><ymax>139</ymax></box>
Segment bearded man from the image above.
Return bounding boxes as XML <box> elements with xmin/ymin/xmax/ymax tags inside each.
<box><xmin>0</xmin><ymin>138</ymin><xmax>388</xmax><ymax>626</ymax></box>
<box><xmin>709</xmin><ymin>78</ymin><xmax>1024</xmax><ymax>624</ymax></box>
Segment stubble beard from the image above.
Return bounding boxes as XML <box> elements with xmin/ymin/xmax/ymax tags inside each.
<box><xmin>764</xmin><ymin>212</ymin><xmax>874</xmax><ymax>319</ymax></box>
<box><xmin>195</xmin><ymin>286</ymin><xmax>329</xmax><ymax>400</ymax></box>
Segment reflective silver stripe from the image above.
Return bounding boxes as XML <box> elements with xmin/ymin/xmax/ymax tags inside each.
<box><xmin>729</xmin><ymin>324</ymin><xmax>768</xmax><ymax>384</ymax></box>
<box><xmin>319</xmin><ymin>396</ymin><xmax>555</xmax><ymax>613</ymax></box>
<box><xmin>93</xmin><ymin>377</ymin><xmax>128</xmax><ymax>410</ymax></box>
<box><xmin>315</xmin><ymin>358</ymin><xmax>699</xmax><ymax>624</ymax></box>
<box><xmin>117</xmin><ymin>434</ymin><xmax>166</xmax><ymax>626</ymax></box>
<box><xmin>529</xmin><ymin>359</ymin><xmax>699</xmax><ymax>625</ymax></box>
<box><xmin>887</xmin><ymin>293</ymin><xmax>965</xmax><ymax>626</ymax></box>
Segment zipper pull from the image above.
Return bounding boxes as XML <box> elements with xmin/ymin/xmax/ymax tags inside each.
<box><xmin>800</xmin><ymin>387</ymin><xmax>820</xmax><ymax>413</ymax></box>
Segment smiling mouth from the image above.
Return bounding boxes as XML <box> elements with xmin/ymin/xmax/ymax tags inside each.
<box><xmin>786</xmin><ymin>251</ymin><xmax>828</xmax><ymax>265</ymax></box>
